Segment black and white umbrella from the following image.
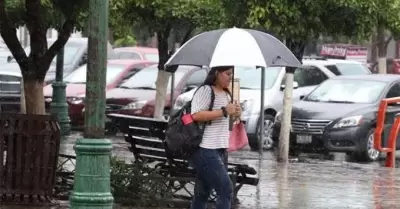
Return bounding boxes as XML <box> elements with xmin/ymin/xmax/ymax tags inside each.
<box><xmin>165</xmin><ymin>27</ymin><xmax>301</xmax><ymax>70</ymax></box>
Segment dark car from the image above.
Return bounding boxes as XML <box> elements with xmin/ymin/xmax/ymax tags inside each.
<box><xmin>105</xmin><ymin>64</ymin><xmax>208</xmax><ymax>121</ymax></box>
<box><xmin>271</xmin><ymin>74</ymin><xmax>400</xmax><ymax>162</ymax></box>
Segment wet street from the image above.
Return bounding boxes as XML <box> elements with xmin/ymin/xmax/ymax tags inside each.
<box><xmin>5</xmin><ymin>132</ymin><xmax>400</xmax><ymax>209</ymax></box>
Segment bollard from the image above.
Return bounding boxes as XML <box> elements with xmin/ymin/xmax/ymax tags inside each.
<box><xmin>374</xmin><ymin>97</ymin><xmax>400</xmax><ymax>168</ymax></box>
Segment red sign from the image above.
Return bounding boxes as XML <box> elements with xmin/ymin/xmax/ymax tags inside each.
<box><xmin>320</xmin><ymin>44</ymin><xmax>367</xmax><ymax>58</ymax></box>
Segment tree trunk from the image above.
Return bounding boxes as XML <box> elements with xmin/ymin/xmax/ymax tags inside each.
<box><xmin>277</xmin><ymin>39</ymin><xmax>305</xmax><ymax>163</ymax></box>
<box><xmin>377</xmin><ymin>25</ymin><xmax>387</xmax><ymax>74</ymax></box>
<box><xmin>370</xmin><ymin>34</ymin><xmax>378</xmax><ymax>73</ymax></box>
<box><xmin>153</xmin><ymin>28</ymin><xmax>171</xmax><ymax>119</ymax></box>
<box><xmin>24</xmin><ymin>77</ymin><xmax>45</xmax><ymax>115</ymax></box>
<box><xmin>277</xmin><ymin>72</ymin><xmax>294</xmax><ymax>163</ymax></box>
<box><xmin>20</xmin><ymin>79</ymin><xmax>26</xmax><ymax>114</ymax></box>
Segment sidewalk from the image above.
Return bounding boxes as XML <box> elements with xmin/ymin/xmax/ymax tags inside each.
<box><xmin>4</xmin><ymin>132</ymin><xmax>400</xmax><ymax>209</ymax></box>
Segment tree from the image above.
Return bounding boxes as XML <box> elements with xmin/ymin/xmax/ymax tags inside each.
<box><xmin>1</xmin><ymin>0</ymin><xmax>87</xmax><ymax>114</ymax></box>
<box><xmin>114</xmin><ymin>0</ymin><xmax>224</xmax><ymax>118</ymax></box>
<box><xmin>245</xmin><ymin>0</ymin><xmax>394</xmax><ymax>162</ymax></box>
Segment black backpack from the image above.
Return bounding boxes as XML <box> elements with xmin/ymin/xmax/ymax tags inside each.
<box><xmin>165</xmin><ymin>85</ymin><xmax>217</xmax><ymax>158</ymax></box>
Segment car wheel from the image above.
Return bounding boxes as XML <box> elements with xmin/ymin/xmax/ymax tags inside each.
<box><xmin>355</xmin><ymin>129</ymin><xmax>381</xmax><ymax>162</ymax></box>
<box><xmin>250</xmin><ymin>114</ymin><xmax>275</xmax><ymax>151</ymax></box>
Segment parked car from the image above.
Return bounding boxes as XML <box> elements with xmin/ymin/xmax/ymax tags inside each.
<box><xmin>104</xmin><ymin>65</ymin><xmax>208</xmax><ymax>127</ymax></box>
<box><xmin>0</xmin><ymin>70</ymin><xmax>22</xmax><ymax>112</ymax></box>
<box><xmin>0</xmin><ymin>48</ymin><xmax>9</xmax><ymax>64</ymax></box>
<box><xmin>4</xmin><ymin>38</ymin><xmax>115</xmax><ymax>83</ymax></box>
<box><xmin>112</xmin><ymin>47</ymin><xmax>159</xmax><ymax>62</ymax></box>
<box><xmin>44</xmin><ymin>59</ymin><xmax>155</xmax><ymax>126</ymax></box>
<box><xmin>272</xmin><ymin>74</ymin><xmax>400</xmax><ymax>161</ymax></box>
<box><xmin>172</xmin><ymin>58</ymin><xmax>372</xmax><ymax>151</ymax></box>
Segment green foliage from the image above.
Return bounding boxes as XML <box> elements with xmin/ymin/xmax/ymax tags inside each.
<box><xmin>4</xmin><ymin>0</ymin><xmax>88</xmax><ymax>30</ymax></box>
<box><xmin>246</xmin><ymin>0</ymin><xmax>400</xmax><ymax>42</ymax></box>
<box><xmin>114</xmin><ymin>36</ymin><xmax>137</xmax><ymax>47</ymax></box>
<box><xmin>110</xmin><ymin>157</ymin><xmax>172</xmax><ymax>206</ymax></box>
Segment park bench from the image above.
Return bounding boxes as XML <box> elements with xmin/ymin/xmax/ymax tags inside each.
<box><xmin>108</xmin><ymin>113</ymin><xmax>259</xmax><ymax>205</ymax></box>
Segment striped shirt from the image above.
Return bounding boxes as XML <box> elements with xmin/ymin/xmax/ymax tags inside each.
<box><xmin>191</xmin><ymin>85</ymin><xmax>230</xmax><ymax>149</ymax></box>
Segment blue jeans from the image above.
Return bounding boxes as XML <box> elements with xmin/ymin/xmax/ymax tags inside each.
<box><xmin>189</xmin><ymin>148</ymin><xmax>233</xmax><ymax>209</ymax></box>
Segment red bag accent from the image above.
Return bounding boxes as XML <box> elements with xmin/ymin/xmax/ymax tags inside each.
<box><xmin>181</xmin><ymin>114</ymin><xmax>194</xmax><ymax>125</ymax></box>
<box><xmin>228</xmin><ymin>122</ymin><xmax>248</xmax><ymax>152</ymax></box>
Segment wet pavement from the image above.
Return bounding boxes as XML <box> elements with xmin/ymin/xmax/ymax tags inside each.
<box><xmin>4</xmin><ymin>132</ymin><xmax>400</xmax><ymax>208</ymax></box>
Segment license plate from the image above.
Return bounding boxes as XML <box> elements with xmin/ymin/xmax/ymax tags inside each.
<box><xmin>296</xmin><ymin>135</ymin><xmax>312</xmax><ymax>144</ymax></box>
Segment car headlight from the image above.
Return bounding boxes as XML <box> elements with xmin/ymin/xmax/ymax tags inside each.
<box><xmin>173</xmin><ymin>97</ymin><xmax>187</xmax><ymax>110</ymax></box>
<box><xmin>67</xmin><ymin>97</ymin><xmax>83</xmax><ymax>104</ymax></box>
<box><xmin>275</xmin><ymin>111</ymin><xmax>282</xmax><ymax>122</ymax></box>
<box><xmin>332</xmin><ymin>115</ymin><xmax>363</xmax><ymax>129</ymax></box>
<box><xmin>122</xmin><ymin>101</ymin><xmax>147</xmax><ymax>110</ymax></box>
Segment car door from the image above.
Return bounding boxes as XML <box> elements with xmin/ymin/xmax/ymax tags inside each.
<box><xmin>182</xmin><ymin>69</ymin><xmax>208</xmax><ymax>94</ymax></box>
<box><xmin>292</xmin><ymin>65</ymin><xmax>329</xmax><ymax>100</ymax></box>
<box><xmin>381</xmin><ymin>83</ymin><xmax>400</xmax><ymax>149</ymax></box>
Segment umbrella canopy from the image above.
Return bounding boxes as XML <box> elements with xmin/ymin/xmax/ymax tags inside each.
<box><xmin>165</xmin><ymin>27</ymin><xmax>301</xmax><ymax>72</ymax></box>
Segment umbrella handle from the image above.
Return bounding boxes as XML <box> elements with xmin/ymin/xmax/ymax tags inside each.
<box><xmin>229</xmin><ymin>70</ymin><xmax>235</xmax><ymax>131</ymax></box>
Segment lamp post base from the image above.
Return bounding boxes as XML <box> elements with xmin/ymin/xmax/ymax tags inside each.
<box><xmin>69</xmin><ymin>138</ymin><xmax>114</xmax><ymax>209</ymax></box>
<box><xmin>50</xmin><ymin>81</ymin><xmax>71</xmax><ymax>135</ymax></box>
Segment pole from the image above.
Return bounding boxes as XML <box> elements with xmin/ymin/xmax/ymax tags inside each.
<box><xmin>259</xmin><ymin>67</ymin><xmax>265</xmax><ymax>157</ymax></box>
<box><xmin>277</xmin><ymin>68</ymin><xmax>295</xmax><ymax>163</ymax></box>
<box><xmin>69</xmin><ymin>0</ymin><xmax>113</xmax><ymax>208</ymax></box>
<box><xmin>50</xmin><ymin>46</ymin><xmax>71</xmax><ymax>135</ymax></box>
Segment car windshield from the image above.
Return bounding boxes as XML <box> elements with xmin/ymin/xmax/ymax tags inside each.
<box><xmin>11</xmin><ymin>42</ymin><xmax>80</xmax><ymax>65</ymax></box>
<box><xmin>325</xmin><ymin>63</ymin><xmax>370</xmax><ymax>75</ymax></box>
<box><xmin>305</xmin><ymin>79</ymin><xmax>386</xmax><ymax>103</ymax></box>
<box><xmin>144</xmin><ymin>53</ymin><xmax>159</xmax><ymax>62</ymax></box>
<box><xmin>119</xmin><ymin>66</ymin><xmax>185</xmax><ymax>90</ymax></box>
<box><xmin>234</xmin><ymin>66</ymin><xmax>282</xmax><ymax>89</ymax></box>
<box><xmin>64</xmin><ymin>64</ymin><xmax>125</xmax><ymax>84</ymax></box>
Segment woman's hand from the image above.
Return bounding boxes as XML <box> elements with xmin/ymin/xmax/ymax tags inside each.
<box><xmin>226</xmin><ymin>103</ymin><xmax>241</xmax><ymax>117</ymax></box>
<box><xmin>226</xmin><ymin>103</ymin><xmax>237</xmax><ymax>116</ymax></box>
<box><xmin>233</xmin><ymin>104</ymin><xmax>241</xmax><ymax>117</ymax></box>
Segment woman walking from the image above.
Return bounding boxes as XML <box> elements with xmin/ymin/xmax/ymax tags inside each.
<box><xmin>190</xmin><ymin>66</ymin><xmax>241</xmax><ymax>209</ymax></box>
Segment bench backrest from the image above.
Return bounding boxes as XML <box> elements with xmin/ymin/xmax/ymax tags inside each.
<box><xmin>111</xmin><ymin>114</ymin><xmax>185</xmax><ymax>164</ymax></box>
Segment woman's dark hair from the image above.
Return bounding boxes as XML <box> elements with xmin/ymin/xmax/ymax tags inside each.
<box><xmin>203</xmin><ymin>66</ymin><xmax>233</xmax><ymax>85</ymax></box>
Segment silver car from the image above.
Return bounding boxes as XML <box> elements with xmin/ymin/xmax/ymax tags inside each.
<box><xmin>173</xmin><ymin>58</ymin><xmax>372</xmax><ymax>151</ymax></box>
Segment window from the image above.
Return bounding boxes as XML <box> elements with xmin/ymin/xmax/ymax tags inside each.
<box><xmin>294</xmin><ymin>66</ymin><xmax>328</xmax><ymax>87</ymax></box>
<box><xmin>305</xmin><ymin>79</ymin><xmax>386</xmax><ymax>103</ymax></box>
<box><xmin>64</xmin><ymin>64</ymin><xmax>125</xmax><ymax>84</ymax></box>
<box><xmin>15</xmin><ymin>41</ymin><xmax>80</xmax><ymax>65</ymax></box>
<box><xmin>185</xmin><ymin>69</ymin><xmax>207</xmax><ymax>86</ymax></box>
<box><xmin>144</xmin><ymin>53</ymin><xmax>159</xmax><ymax>62</ymax></box>
<box><xmin>118</xmin><ymin>66</ymin><xmax>186</xmax><ymax>90</ymax></box>
<box><xmin>235</xmin><ymin>66</ymin><xmax>282</xmax><ymax>89</ymax></box>
<box><xmin>325</xmin><ymin>63</ymin><xmax>370</xmax><ymax>75</ymax></box>
<box><xmin>325</xmin><ymin>65</ymin><xmax>341</xmax><ymax>75</ymax></box>
<box><xmin>114</xmin><ymin>52</ymin><xmax>141</xmax><ymax>60</ymax></box>
<box><xmin>386</xmin><ymin>83</ymin><xmax>400</xmax><ymax>98</ymax></box>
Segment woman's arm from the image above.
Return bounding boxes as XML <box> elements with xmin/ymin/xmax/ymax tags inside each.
<box><xmin>192</xmin><ymin>109</ymin><xmax>224</xmax><ymax>122</ymax></box>
<box><xmin>191</xmin><ymin>86</ymin><xmax>224</xmax><ymax>122</ymax></box>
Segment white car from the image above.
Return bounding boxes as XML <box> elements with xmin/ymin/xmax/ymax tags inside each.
<box><xmin>173</xmin><ymin>58</ymin><xmax>371</xmax><ymax>151</ymax></box>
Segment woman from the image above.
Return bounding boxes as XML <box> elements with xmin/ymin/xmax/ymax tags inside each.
<box><xmin>190</xmin><ymin>66</ymin><xmax>241</xmax><ymax>209</ymax></box>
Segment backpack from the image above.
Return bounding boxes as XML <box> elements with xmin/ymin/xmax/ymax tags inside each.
<box><xmin>165</xmin><ymin>85</ymin><xmax>224</xmax><ymax>158</ymax></box>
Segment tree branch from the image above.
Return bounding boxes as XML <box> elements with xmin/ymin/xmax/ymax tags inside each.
<box><xmin>0</xmin><ymin>0</ymin><xmax>28</xmax><ymax>65</ymax></box>
<box><xmin>180</xmin><ymin>25</ymin><xmax>194</xmax><ymax>46</ymax></box>
<box><xmin>42</xmin><ymin>18</ymin><xmax>75</xmax><ymax>72</ymax></box>
<box><xmin>25</xmin><ymin>0</ymin><xmax>48</xmax><ymax>58</ymax></box>
<box><xmin>384</xmin><ymin>36</ymin><xmax>393</xmax><ymax>50</ymax></box>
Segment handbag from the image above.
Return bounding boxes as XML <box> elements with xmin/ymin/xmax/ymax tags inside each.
<box><xmin>227</xmin><ymin>121</ymin><xmax>248</xmax><ymax>152</ymax></box>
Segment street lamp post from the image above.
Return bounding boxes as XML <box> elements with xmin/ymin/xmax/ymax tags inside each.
<box><xmin>50</xmin><ymin>46</ymin><xmax>71</xmax><ymax>135</ymax></box>
<box><xmin>69</xmin><ymin>0</ymin><xmax>113</xmax><ymax>208</ymax></box>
